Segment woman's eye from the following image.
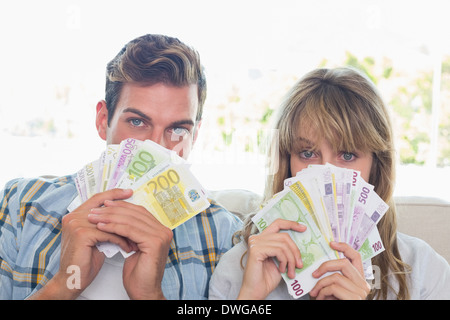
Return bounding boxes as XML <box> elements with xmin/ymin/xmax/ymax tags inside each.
<box><xmin>342</xmin><ymin>152</ymin><xmax>355</xmax><ymax>161</ymax></box>
<box><xmin>300</xmin><ymin>150</ymin><xmax>315</xmax><ymax>159</ymax></box>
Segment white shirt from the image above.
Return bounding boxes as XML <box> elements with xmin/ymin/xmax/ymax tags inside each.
<box><xmin>78</xmin><ymin>254</ymin><xmax>129</xmax><ymax>300</ymax></box>
<box><xmin>209</xmin><ymin>232</ymin><xmax>450</xmax><ymax>300</ymax></box>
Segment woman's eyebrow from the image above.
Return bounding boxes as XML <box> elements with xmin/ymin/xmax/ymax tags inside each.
<box><xmin>295</xmin><ymin>136</ymin><xmax>315</xmax><ymax>145</ymax></box>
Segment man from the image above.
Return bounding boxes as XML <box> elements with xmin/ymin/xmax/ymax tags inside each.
<box><xmin>0</xmin><ymin>34</ymin><xmax>242</xmax><ymax>299</ymax></box>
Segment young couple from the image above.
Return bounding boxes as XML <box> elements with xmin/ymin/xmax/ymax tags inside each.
<box><xmin>1</xmin><ymin>34</ymin><xmax>449</xmax><ymax>300</ymax></box>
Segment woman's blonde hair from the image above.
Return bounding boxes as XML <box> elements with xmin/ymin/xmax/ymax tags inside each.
<box><xmin>240</xmin><ymin>67</ymin><xmax>411</xmax><ymax>299</ymax></box>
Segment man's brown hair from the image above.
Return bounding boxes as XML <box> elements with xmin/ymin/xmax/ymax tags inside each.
<box><xmin>105</xmin><ymin>34</ymin><xmax>207</xmax><ymax>125</ymax></box>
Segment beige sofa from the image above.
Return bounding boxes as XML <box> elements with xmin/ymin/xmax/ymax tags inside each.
<box><xmin>210</xmin><ymin>189</ymin><xmax>450</xmax><ymax>264</ymax></box>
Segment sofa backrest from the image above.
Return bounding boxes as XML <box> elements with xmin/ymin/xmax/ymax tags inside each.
<box><xmin>210</xmin><ymin>189</ymin><xmax>450</xmax><ymax>263</ymax></box>
<box><xmin>396</xmin><ymin>196</ymin><xmax>450</xmax><ymax>263</ymax></box>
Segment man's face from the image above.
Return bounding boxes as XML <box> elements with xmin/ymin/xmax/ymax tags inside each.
<box><xmin>96</xmin><ymin>83</ymin><xmax>201</xmax><ymax>159</ymax></box>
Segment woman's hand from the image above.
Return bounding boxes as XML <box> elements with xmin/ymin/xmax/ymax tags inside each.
<box><xmin>237</xmin><ymin>219</ymin><xmax>307</xmax><ymax>300</ymax></box>
<box><xmin>309</xmin><ymin>241</ymin><xmax>371</xmax><ymax>300</ymax></box>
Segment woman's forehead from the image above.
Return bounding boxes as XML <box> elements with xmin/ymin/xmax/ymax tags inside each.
<box><xmin>292</xmin><ymin>121</ymin><xmax>357</xmax><ymax>152</ymax></box>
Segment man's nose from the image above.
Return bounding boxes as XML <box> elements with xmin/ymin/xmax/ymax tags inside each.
<box><xmin>146</xmin><ymin>129</ymin><xmax>166</xmax><ymax>148</ymax></box>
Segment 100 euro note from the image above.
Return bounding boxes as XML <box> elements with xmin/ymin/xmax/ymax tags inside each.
<box><xmin>251</xmin><ymin>188</ymin><xmax>337</xmax><ymax>299</ymax></box>
<box><xmin>115</xmin><ymin>139</ymin><xmax>182</xmax><ymax>189</ymax></box>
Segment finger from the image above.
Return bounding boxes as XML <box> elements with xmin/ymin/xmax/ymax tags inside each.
<box><xmin>312</xmin><ymin>282</ymin><xmax>361</xmax><ymax>300</ymax></box>
<box><xmin>266</xmin><ymin>230</ymin><xmax>303</xmax><ymax>270</ymax></box>
<box><xmin>249</xmin><ymin>241</ymin><xmax>292</xmax><ymax>275</ymax></box>
<box><xmin>89</xmin><ymin>205</ymin><xmax>151</xmax><ymax>227</ymax></box>
<box><xmin>78</xmin><ymin>189</ymin><xmax>133</xmax><ymax>210</ymax></box>
<box><xmin>310</xmin><ymin>272</ymin><xmax>369</xmax><ymax>299</ymax></box>
<box><xmin>263</xmin><ymin>219</ymin><xmax>307</xmax><ymax>234</ymax></box>
<box><xmin>249</xmin><ymin>233</ymin><xmax>302</xmax><ymax>277</ymax></box>
<box><xmin>330</xmin><ymin>241</ymin><xmax>364</xmax><ymax>276</ymax></box>
<box><xmin>103</xmin><ymin>200</ymin><xmax>153</xmax><ymax>220</ymax></box>
<box><xmin>88</xmin><ymin>203</ymin><xmax>165</xmax><ymax>236</ymax></box>
<box><xmin>67</xmin><ymin>222</ymin><xmax>133</xmax><ymax>254</ymax></box>
<box><xmin>312</xmin><ymin>258</ymin><xmax>362</xmax><ymax>283</ymax></box>
<box><xmin>95</xmin><ymin>213</ymin><xmax>173</xmax><ymax>248</ymax></box>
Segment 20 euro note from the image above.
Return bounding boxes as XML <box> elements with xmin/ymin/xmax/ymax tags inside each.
<box><xmin>252</xmin><ymin>188</ymin><xmax>337</xmax><ymax>299</ymax></box>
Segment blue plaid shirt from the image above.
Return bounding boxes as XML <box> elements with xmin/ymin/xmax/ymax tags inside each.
<box><xmin>0</xmin><ymin>175</ymin><xmax>242</xmax><ymax>299</ymax></box>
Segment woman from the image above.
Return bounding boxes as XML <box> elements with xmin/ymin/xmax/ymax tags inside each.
<box><xmin>209</xmin><ymin>67</ymin><xmax>450</xmax><ymax>300</ymax></box>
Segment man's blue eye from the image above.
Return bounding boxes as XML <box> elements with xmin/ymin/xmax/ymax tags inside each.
<box><xmin>173</xmin><ymin>128</ymin><xmax>188</xmax><ymax>135</ymax></box>
<box><xmin>131</xmin><ymin>119</ymin><xmax>143</xmax><ymax>126</ymax></box>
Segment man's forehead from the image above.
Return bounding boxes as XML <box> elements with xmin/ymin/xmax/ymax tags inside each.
<box><xmin>117</xmin><ymin>83</ymin><xmax>198</xmax><ymax>112</ymax></box>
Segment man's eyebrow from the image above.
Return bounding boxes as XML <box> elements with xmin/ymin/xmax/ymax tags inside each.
<box><xmin>123</xmin><ymin>107</ymin><xmax>151</xmax><ymax>121</ymax></box>
<box><xmin>123</xmin><ymin>107</ymin><xmax>195</xmax><ymax>127</ymax></box>
<box><xmin>171</xmin><ymin>119</ymin><xmax>195</xmax><ymax>127</ymax></box>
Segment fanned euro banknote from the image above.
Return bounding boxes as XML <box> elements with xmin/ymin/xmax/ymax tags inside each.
<box><xmin>252</xmin><ymin>163</ymin><xmax>387</xmax><ymax>299</ymax></box>
<box><xmin>68</xmin><ymin>138</ymin><xmax>210</xmax><ymax>258</ymax></box>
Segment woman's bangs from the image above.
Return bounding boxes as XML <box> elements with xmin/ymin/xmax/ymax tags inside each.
<box><xmin>298</xmin><ymin>97</ymin><xmax>377</xmax><ymax>154</ymax></box>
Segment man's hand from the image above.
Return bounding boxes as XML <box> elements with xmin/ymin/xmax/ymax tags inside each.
<box><xmin>29</xmin><ymin>189</ymin><xmax>135</xmax><ymax>300</ymax></box>
<box><xmin>88</xmin><ymin>197</ymin><xmax>173</xmax><ymax>300</ymax></box>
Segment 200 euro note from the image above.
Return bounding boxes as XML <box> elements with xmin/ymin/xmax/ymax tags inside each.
<box><xmin>252</xmin><ymin>188</ymin><xmax>337</xmax><ymax>299</ymax></box>
<box><xmin>130</xmin><ymin>162</ymin><xmax>210</xmax><ymax>230</ymax></box>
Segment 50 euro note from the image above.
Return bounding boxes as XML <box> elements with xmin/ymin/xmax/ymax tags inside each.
<box><xmin>251</xmin><ymin>188</ymin><xmax>337</xmax><ymax>299</ymax></box>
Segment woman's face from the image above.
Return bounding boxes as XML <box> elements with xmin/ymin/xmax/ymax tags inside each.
<box><xmin>289</xmin><ymin>130</ymin><xmax>373</xmax><ymax>182</ymax></box>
